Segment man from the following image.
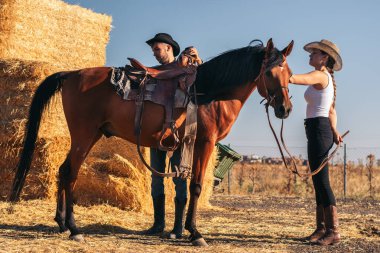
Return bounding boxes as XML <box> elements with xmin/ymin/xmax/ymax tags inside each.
<box><xmin>143</xmin><ymin>33</ymin><xmax>201</xmax><ymax>239</ymax></box>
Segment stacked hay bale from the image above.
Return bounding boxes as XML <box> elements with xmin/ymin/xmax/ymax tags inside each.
<box><xmin>76</xmin><ymin>136</ymin><xmax>216</xmax><ymax>212</ymax></box>
<box><xmin>0</xmin><ymin>0</ymin><xmax>111</xmax><ymax>201</ymax></box>
<box><xmin>0</xmin><ymin>0</ymin><xmax>214</xmax><ymax>212</ymax></box>
<box><xmin>0</xmin><ymin>59</ymin><xmax>70</xmax><ymax>200</ymax></box>
<box><xmin>0</xmin><ymin>0</ymin><xmax>111</xmax><ymax>69</ymax></box>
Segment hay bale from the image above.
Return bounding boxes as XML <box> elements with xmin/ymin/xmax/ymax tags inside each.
<box><xmin>0</xmin><ymin>0</ymin><xmax>112</xmax><ymax>68</ymax></box>
<box><xmin>80</xmin><ymin>136</ymin><xmax>216</xmax><ymax>212</ymax></box>
<box><xmin>0</xmin><ymin>59</ymin><xmax>70</xmax><ymax>200</ymax></box>
<box><xmin>76</xmin><ymin>137</ymin><xmax>152</xmax><ymax>212</ymax></box>
<box><xmin>75</xmin><ymin>156</ymin><xmax>150</xmax><ymax>212</ymax></box>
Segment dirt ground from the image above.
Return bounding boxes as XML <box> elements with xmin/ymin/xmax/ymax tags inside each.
<box><xmin>1</xmin><ymin>195</ymin><xmax>379</xmax><ymax>253</ymax></box>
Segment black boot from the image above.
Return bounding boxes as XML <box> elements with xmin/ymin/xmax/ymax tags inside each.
<box><xmin>143</xmin><ymin>194</ymin><xmax>165</xmax><ymax>235</ymax></box>
<box><xmin>168</xmin><ymin>197</ymin><xmax>187</xmax><ymax>239</ymax></box>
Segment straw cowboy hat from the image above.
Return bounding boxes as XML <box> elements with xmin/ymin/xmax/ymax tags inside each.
<box><xmin>304</xmin><ymin>39</ymin><xmax>343</xmax><ymax>71</ymax></box>
<box><xmin>146</xmin><ymin>33</ymin><xmax>180</xmax><ymax>57</ymax></box>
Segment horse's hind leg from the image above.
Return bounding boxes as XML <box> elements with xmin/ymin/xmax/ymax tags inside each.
<box><xmin>54</xmin><ymin>156</ymin><xmax>70</xmax><ymax>232</ymax></box>
<box><xmin>60</xmin><ymin>131</ymin><xmax>102</xmax><ymax>241</ymax></box>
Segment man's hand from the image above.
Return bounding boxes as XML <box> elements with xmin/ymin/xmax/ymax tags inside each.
<box><xmin>184</xmin><ymin>46</ymin><xmax>202</xmax><ymax>65</ymax></box>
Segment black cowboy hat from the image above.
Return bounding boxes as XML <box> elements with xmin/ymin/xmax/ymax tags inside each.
<box><xmin>146</xmin><ymin>33</ymin><xmax>180</xmax><ymax>57</ymax></box>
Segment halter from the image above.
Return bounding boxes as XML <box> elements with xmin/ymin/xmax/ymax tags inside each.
<box><xmin>255</xmin><ymin>54</ymin><xmax>289</xmax><ymax>104</ymax></box>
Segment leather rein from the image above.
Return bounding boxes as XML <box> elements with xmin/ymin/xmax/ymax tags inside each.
<box><xmin>257</xmin><ymin>54</ymin><xmax>350</xmax><ymax>178</ymax></box>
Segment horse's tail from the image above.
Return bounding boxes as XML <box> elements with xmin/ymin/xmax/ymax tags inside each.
<box><xmin>9</xmin><ymin>72</ymin><xmax>66</xmax><ymax>202</ymax></box>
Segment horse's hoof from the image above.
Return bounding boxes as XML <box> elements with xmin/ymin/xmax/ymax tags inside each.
<box><xmin>191</xmin><ymin>237</ymin><xmax>208</xmax><ymax>246</ymax></box>
<box><xmin>69</xmin><ymin>234</ymin><xmax>85</xmax><ymax>243</ymax></box>
<box><xmin>168</xmin><ymin>233</ymin><xmax>182</xmax><ymax>239</ymax></box>
<box><xmin>59</xmin><ymin>227</ymin><xmax>69</xmax><ymax>233</ymax></box>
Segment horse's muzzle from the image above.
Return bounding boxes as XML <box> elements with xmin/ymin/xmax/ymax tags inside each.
<box><xmin>274</xmin><ymin>103</ymin><xmax>292</xmax><ymax>119</ymax></box>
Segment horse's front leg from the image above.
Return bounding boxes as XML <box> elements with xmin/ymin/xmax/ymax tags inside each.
<box><xmin>185</xmin><ymin>140</ymin><xmax>215</xmax><ymax>246</ymax></box>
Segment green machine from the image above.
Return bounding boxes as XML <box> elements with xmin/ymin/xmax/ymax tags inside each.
<box><xmin>214</xmin><ymin>143</ymin><xmax>241</xmax><ymax>186</ymax></box>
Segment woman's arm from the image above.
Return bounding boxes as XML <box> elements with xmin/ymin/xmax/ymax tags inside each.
<box><xmin>289</xmin><ymin>70</ymin><xmax>328</xmax><ymax>89</ymax></box>
<box><xmin>329</xmin><ymin>105</ymin><xmax>343</xmax><ymax>144</ymax></box>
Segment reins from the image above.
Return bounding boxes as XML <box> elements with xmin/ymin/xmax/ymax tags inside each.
<box><xmin>297</xmin><ymin>130</ymin><xmax>350</xmax><ymax>178</ymax></box>
<box><xmin>257</xmin><ymin>53</ymin><xmax>349</xmax><ymax>178</ymax></box>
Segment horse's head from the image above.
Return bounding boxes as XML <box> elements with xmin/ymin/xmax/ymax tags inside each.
<box><xmin>256</xmin><ymin>39</ymin><xmax>294</xmax><ymax>119</ymax></box>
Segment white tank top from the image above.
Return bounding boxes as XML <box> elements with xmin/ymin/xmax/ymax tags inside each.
<box><xmin>304</xmin><ymin>71</ymin><xmax>334</xmax><ymax>118</ymax></box>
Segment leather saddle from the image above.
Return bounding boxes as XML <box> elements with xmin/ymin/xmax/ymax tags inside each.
<box><xmin>127</xmin><ymin>57</ymin><xmax>197</xmax><ymax>151</ymax></box>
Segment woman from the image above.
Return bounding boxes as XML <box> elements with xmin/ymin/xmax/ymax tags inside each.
<box><xmin>289</xmin><ymin>39</ymin><xmax>343</xmax><ymax>245</ymax></box>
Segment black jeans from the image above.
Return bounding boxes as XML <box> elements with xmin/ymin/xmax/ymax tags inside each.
<box><xmin>305</xmin><ymin>117</ymin><xmax>336</xmax><ymax>207</ymax></box>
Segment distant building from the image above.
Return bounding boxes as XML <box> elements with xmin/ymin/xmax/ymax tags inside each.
<box><xmin>242</xmin><ymin>154</ymin><xmax>262</xmax><ymax>163</ymax></box>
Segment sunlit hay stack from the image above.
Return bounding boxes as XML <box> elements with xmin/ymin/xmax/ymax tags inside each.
<box><xmin>0</xmin><ymin>0</ymin><xmax>112</xmax><ymax>69</ymax></box>
<box><xmin>198</xmin><ymin>149</ymin><xmax>217</xmax><ymax>208</ymax></box>
<box><xmin>74</xmin><ymin>137</ymin><xmax>152</xmax><ymax>212</ymax></box>
<box><xmin>0</xmin><ymin>59</ymin><xmax>70</xmax><ymax>200</ymax></box>
<box><xmin>75</xmin><ymin>136</ymin><xmax>216</xmax><ymax>212</ymax></box>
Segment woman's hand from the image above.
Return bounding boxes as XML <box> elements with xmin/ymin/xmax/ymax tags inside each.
<box><xmin>333</xmin><ymin>130</ymin><xmax>343</xmax><ymax>145</ymax></box>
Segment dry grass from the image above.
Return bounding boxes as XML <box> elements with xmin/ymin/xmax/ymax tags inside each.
<box><xmin>0</xmin><ymin>195</ymin><xmax>379</xmax><ymax>252</ymax></box>
<box><xmin>218</xmin><ymin>163</ymin><xmax>380</xmax><ymax>200</ymax></box>
<box><xmin>0</xmin><ymin>0</ymin><xmax>111</xmax><ymax>69</ymax></box>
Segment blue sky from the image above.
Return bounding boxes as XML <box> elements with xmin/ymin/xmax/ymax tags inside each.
<box><xmin>65</xmin><ymin>0</ymin><xmax>380</xmax><ymax>159</ymax></box>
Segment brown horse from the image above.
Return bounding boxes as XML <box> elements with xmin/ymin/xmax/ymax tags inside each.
<box><xmin>10</xmin><ymin>39</ymin><xmax>293</xmax><ymax>246</ymax></box>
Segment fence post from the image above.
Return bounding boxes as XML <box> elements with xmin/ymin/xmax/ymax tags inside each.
<box><xmin>228</xmin><ymin>169</ymin><xmax>231</xmax><ymax>195</ymax></box>
<box><xmin>343</xmin><ymin>143</ymin><xmax>347</xmax><ymax>200</ymax></box>
<box><xmin>227</xmin><ymin>143</ymin><xmax>231</xmax><ymax>195</ymax></box>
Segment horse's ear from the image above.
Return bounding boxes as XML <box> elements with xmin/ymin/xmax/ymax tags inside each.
<box><xmin>281</xmin><ymin>40</ymin><xmax>294</xmax><ymax>57</ymax></box>
<box><xmin>266</xmin><ymin>38</ymin><xmax>274</xmax><ymax>52</ymax></box>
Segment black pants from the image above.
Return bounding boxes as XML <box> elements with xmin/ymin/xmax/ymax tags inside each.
<box><xmin>305</xmin><ymin>117</ymin><xmax>336</xmax><ymax>207</ymax></box>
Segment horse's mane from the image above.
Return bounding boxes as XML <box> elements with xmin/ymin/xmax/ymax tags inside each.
<box><xmin>192</xmin><ymin>40</ymin><xmax>284</xmax><ymax>104</ymax></box>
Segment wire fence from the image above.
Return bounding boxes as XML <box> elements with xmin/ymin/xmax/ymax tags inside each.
<box><xmin>215</xmin><ymin>144</ymin><xmax>380</xmax><ymax>200</ymax></box>
<box><xmin>228</xmin><ymin>144</ymin><xmax>380</xmax><ymax>166</ymax></box>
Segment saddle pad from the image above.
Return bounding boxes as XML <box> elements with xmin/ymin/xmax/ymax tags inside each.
<box><xmin>110</xmin><ymin>67</ymin><xmax>189</xmax><ymax>108</ymax></box>
<box><xmin>110</xmin><ymin>67</ymin><xmax>131</xmax><ymax>100</ymax></box>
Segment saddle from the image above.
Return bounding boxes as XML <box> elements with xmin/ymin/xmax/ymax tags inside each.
<box><xmin>126</xmin><ymin>56</ymin><xmax>198</xmax><ymax>151</ymax></box>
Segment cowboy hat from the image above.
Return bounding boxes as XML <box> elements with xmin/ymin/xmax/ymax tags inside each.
<box><xmin>304</xmin><ymin>39</ymin><xmax>343</xmax><ymax>71</ymax></box>
<box><xmin>146</xmin><ymin>33</ymin><xmax>180</xmax><ymax>57</ymax></box>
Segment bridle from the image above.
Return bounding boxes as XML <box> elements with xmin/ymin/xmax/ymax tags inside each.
<box><xmin>255</xmin><ymin>53</ymin><xmax>301</xmax><ymax>176</ymax></box>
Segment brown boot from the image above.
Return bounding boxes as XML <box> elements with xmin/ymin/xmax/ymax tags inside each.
<box><xmin>308</xmin><ymin>205</ymin><xmax>325</xmax><ymax>243</ymax></box>
<box><xmin>317</xmin><ymin>205</ymin><xmax>341</xmax><ymax>245</ymax></box>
